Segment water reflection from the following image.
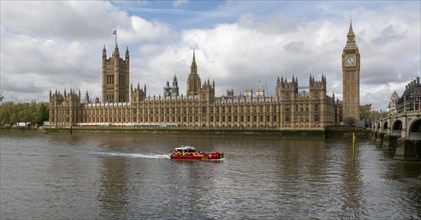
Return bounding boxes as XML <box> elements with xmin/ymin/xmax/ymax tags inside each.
<box><xmin>339</xmin><ymin>148</ymin><xmax>363</xmax><ymax>219</ymax></box>
<box><xmin>97</xmin><ymin>157</ymin><xmax>129</xmax><ymax>218</ymax></box>
<box><xmin>1</xmin><ymin>132</ymin><xmax>420</xmax><ymax>219</ymax></box>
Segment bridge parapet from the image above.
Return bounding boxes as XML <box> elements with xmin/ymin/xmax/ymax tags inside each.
<box><xmin>372</xmin><ymin>110</ymin><xmax>421</xmax><ymax>160</ymax></box>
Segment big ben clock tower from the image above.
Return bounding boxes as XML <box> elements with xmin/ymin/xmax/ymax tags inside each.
<box><xmin>342</xmin><ymin>20</ymin><xmax>360</xmax><ymax>122</ymax></box>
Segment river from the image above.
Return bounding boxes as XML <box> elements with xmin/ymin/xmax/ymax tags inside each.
<box><xmin>1</xmin><ymin>131</ymin><xmax>420</xmax><ymax>219</ymax></box>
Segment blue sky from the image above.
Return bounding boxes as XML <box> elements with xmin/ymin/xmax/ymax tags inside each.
<box><xmin>1</xmin><ymin>0</ymin><xmax>420</xmax><ymax>111</ymax></box>
<box><xmin>111</xmin><ymin>1</ymin><xmax>412</xmax><ymax>29</ymax></box>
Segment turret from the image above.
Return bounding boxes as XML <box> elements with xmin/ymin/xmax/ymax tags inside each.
<box><xmin>276</xmin><ymin>76</ymin><xmax>298</xmax><ymax>98</ymax></box>
<box><xmin>125</xmin><ymin>46</ymin><xmax>129</xmax><ymax>63</ymax></box>
<box><xmin>200</xmin><ymin>78</ymin><xmax>215</xmax><ymax>102</ymax></box>
<box><xmin>102</xmin><ymin>45</ymin><xmax>107</xmax><ymax>59</ymax></box>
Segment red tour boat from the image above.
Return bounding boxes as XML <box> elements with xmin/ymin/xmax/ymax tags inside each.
<box><xmin>170</xmin><ymin>146</ymin><xmax>224</xmax><ymax>161</ymax></box>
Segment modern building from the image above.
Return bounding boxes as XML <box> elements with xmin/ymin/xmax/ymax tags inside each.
<box><xmin>48</xmin><ymin>22</ymin><xmax>362</xmax><ymax>130</ymax></box>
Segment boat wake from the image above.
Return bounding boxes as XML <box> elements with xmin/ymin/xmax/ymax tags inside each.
<box><xmin>95</xmin><ymin>152</ymin><xmax>171</xmax><ymax>159</ymax></box>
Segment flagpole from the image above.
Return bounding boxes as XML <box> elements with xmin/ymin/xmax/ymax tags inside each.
<box><xmin>352</xmin><ymin>132</ymin><xmax>355</xmax><ymax>160</ymax></box>
<box><xmin>113</xmin><ymin>29</ymin><xmax>117</xmax><ymax>48</ymax></box>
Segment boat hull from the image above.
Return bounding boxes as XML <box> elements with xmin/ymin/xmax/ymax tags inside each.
<box><xmin>170</xmin><ymin>152</ymin><xmax>224</xmax><ymax>161</ymax></box>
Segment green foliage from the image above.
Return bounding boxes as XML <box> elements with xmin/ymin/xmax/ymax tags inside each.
<box><xmin>360</xmin><ymin>104</ymin><xmax>372</xmax><ymax>120</ymax></box>
<box><xmin>344</xmin><ymin>117</ymin><xmax>356</xmax><ymax>126</ymax></box>
<box><xmin>36</xmin><ymin>103</ymin><xmax>49</xmax><ymax>123</ymax></box>
<box><xmin>0</xmin><ymin>101</ymin><xmax>49</xmax><ymax>126</ymax></box>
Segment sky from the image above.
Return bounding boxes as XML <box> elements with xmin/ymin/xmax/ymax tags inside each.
<box><xmin>1</xmin><ymin>0</ymin><xmax>420</xmax><ymax>111</ymax></box>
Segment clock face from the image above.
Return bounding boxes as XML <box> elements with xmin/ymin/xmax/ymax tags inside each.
<box><xmin>346</xmin><ymin>56</ymin><xmax>355</xmax><ymax>65</ymax></box>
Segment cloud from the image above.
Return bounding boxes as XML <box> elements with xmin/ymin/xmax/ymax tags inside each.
<box><xmin>372</xmin><ymin>24</ymin><xmax>407</xmax><ymax>46</ymax></box>
<box><xmin>173</xmin><ymin>0</ymin><xmax>189</xmax><ymax>7</ymax></box>
<box><xmin>0</xmin><ymin>0</ymin><xmax>171</xmax><ymax>103</ymax></box>
<box><xmin>0</xmin><ymin>1</ymin><xmax>419</xmax><ymax>113</ymax></box>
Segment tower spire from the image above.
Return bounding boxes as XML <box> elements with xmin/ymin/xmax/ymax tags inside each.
<box><xmin>344</xmin><ymin>19</ymin><xmax>358</xmax><ymax>50</ymax></box>
<box><xmin>187</xmin><ymin>50</ymin><xmax>201</xmax><ymax>96</ymax></box>
<box><xmin>190</xmin><ymin>50</ymin><xmax>197</xmax><ymax>75</ymax></box>
<box><xmin>347</xmin><ymin>19</ymin><xmax>355</xmax><ymax>38</ymax></box>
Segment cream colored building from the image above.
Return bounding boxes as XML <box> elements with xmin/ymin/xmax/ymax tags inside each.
<box><xmin>49</xmin><ymin>23</ymin><xmax>359</xmax><ymax>130</ymax></box>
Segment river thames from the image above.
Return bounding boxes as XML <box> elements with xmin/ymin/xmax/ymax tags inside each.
<box><xmin>1</xmin><ymin>131</ymin><xmax>420</xmax><ymax>219</ymax></box>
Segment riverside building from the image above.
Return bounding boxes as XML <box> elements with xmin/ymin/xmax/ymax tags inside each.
<box><xmin>48</xmin><ymin>22</ymin><xmax>362</xmax><ymax>130</ymax></box>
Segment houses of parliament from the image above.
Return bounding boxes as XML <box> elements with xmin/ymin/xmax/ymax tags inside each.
<box><xmin>49</xmin><ymin>21</ymin><xmax>360</xmax><ymax>130</ymax></box>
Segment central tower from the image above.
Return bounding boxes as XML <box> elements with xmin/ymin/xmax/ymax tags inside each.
<box><xmin>187</xmin><ymin>51</ymin><xmax>201</xmax><ymax>96</ymax></box>
<box><xmin>342</xmin><ymin>20</ymin><xmax>360</xmax><ymax>122</ymax></box>
<box><xmin>102</xmin><ymin>34</ymin><xmax>130</xmax><ymax>103</ymax></box>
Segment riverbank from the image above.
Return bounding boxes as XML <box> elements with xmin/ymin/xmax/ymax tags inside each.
<box><xmin>44</xmin><ymin>126</ymin><xmax>325</xmax><ymax>137</ymax></box>
<box><xmin>1</xmin><ymin>125</ymin><xmax>371</xmax><ymax>139</ymax></box>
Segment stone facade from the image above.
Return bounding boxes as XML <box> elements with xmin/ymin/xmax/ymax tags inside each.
<box><xmin>102</xmin><ymin>44</ymin><xmax>130</xmax><ymax>103</ymax></box>
<box><xmin>342</xmin><ymin>21</ymin><xmax>360</xmax><ymax>121</ymax></box>
<box><xmin>49</xmin><ymin>24</ymin><xmax>357</xmax><ymax>130</ymax></box>
<box><xmin>395</xmin><ymin>77</ymin><xmax>421</xmax><ymax>113</ymax></box>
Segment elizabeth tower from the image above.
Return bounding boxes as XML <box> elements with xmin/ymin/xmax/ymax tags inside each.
<box><xmin>342</xmin><ymin>21</ymin><xmax>360</xmax><ymax>121</ymax></box>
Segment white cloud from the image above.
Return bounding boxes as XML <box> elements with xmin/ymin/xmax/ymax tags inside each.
<box><xmin>173</xmin><ymin>0</ymin><xmax>189</xmax><ymax>7</ymax></box>
<box><xmin>0</xmin><ymin>0</ymin><xmax>171</xmax><ymax>103</ymax></box>
<box><xmin>0</xmin><ymin>1</ymin><xmax>419</xmax><ymax>112</ymax></box>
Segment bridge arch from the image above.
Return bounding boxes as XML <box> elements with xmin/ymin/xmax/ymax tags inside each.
<box><xmin>392</xmin><ymin>119</ymin><xmax>402</xmax><ymax>136</ymax></box>
<box><xmin>408</xmin><ymin>117</ymin><xmax>421</xmax><ymax>140</ymax></box>
<box><xmin>382</xmin><ymin>121</ymin><xmax>388</xmax><ymax>132</ymax></box>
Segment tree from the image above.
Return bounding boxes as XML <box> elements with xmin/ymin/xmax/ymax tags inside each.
<box><xmin>0</xmin><ymin>102</ymin><xmax>49</xmax><ymax>126</ymax></box>
<box><xmin>344</xmin><ymin>117</ymin><xmax>356</xmax><ymax>126</ymax></box>
<box><xmin>36</xmin><ymin>103</ymin><xmax>49</xmax><ymax>123</ymax></box>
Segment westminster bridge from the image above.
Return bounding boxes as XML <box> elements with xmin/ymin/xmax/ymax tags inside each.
<box><xmin>372</xmin><ymin>110</ymin><xmax>421</xmax><ymax>160</ymax></box>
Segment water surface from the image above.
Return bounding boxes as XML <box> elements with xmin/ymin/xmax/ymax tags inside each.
<box><xmin>1</xmin><ymin>131</ymin><xmax>420</xmax><ymax>219</ymax></box>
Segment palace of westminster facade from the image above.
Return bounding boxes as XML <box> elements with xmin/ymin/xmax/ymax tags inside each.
<box><xmin>49</xmin><ymin>22</ymin><xmax>360</xmax><ymax>130</ymax></box>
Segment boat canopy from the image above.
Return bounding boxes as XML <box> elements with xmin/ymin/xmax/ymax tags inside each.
<box><xmin>174</xmin><ymin>146</ymin><xmax>197</xmax><ymax>152</ymax></box>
